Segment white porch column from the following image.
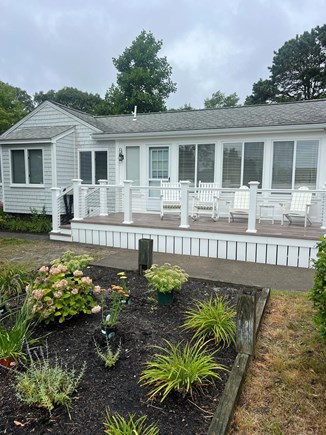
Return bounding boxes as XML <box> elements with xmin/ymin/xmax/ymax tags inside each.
<box><xmin>51</xmin><ymin>187</ymin><xmax>61</xmax><ymax>233</ymax></box>
<box><xmin>246</xmin><ymin>181</ymin><xmax>259</xmax><ymax>234</ymax></box>
<box><xmin>72</xmin><ymin>179</ymin><xmax>82</xmax><ymax>220</ymax></box>
<box><xmin>80</xmin><ymin>187</ymin><xmax>88</xmax><ymax>219</ymax></box>
<box><xmin>123</xmin><ymin>180</ymin><xmax>133</xmax><ymax>224</ymax></box>
<box><xmin>321</xmin><ymin>182</ymin><xmax>326</xmax><ymax>230</ymax></box>
<box><xmin>179</xmin><ymin>180</ymin><xmax>190</xmax><ymax>229</ymax></box>
<box><xmin>99</xmin><ymin>179</ymin><xmax>108</xmax><ymax>216</ymax></box>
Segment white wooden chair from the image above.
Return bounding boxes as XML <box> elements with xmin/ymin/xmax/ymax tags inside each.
<box><xmin>191</xmin><ymin>181</ymin><xmax>219</xmax><ymax>221</ymax></box>
<box><xmin>160</xmin><ymin>181</ymin><xmax>181</xmax><ymax>219</ymax></box>
<box><xmin>281</xmin><ymin>186</ymin><xmax>312</xmax><ymax>227</ymax></box>
<box><xmin>228</xmin><ymin>186</ymin><xmax>250</xmax><ymax>223</ymax></box>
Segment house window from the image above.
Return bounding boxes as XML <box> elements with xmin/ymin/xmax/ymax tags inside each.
<box><xmin>178</xmin><ymin>143</ymin><xmax>215</xmax><ymax>185</ymax></box>
<box><xmin>11</xmin><ymin>149</ymin><xmax>43</xmax><ymax>185</ymax></box>
<box><xmin>79</xmin><ymin>151</ymin><xmax>108</xmax><ymax>184</ymax></box>
<box><xmin>149</xmin><ymin>147</ymin><xmax>169</xmax><ymax>197</ymax></box>
<box><xmin>222</xmin><ymin>142</ymin><xmax>264</xmax><ymax>188</ymax></box>
<box><xmin>272</xmin><ymin>140</ymin><xmax>319</xmax><ymax>189</ymax></box>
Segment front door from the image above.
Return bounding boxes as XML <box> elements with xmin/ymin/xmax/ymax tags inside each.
<box><xmin>148</xmin><ymin>147</ymin><xmax>169</xmax><ymax>198</ymax></box>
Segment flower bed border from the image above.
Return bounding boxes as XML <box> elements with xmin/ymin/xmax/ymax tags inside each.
<box><xmin>207</xmin><ymin>287</ymin><xmax>270</xmax><ymax>435</ymax></box>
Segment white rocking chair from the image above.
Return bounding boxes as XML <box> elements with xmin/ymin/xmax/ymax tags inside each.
<box><xmin>191</xmin><ymin>181</ymin><xmax>219</xmax><ymax>221</ymax></box>
<box><xmin>160</xmin><ymin>181</ymin><xmax>181</xmax><ymax>219</ymax></box>
<box><xmin>281</xmin><ymin>186</ymin><xmax>312</xmax><ymax>227</ymax></box>
<box><xmin>228</xmin><ymin>186</ymin><xmax>250</xmax><ymax>223</ymax></box>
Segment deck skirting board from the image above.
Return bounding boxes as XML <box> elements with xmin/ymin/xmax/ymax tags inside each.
<box><xmin>70</xmin><ymin>222</ymin><xmax>318</xmax><ymax>269</ymax></box>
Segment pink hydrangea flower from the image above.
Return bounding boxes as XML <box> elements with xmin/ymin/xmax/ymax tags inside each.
<box><xmin>54</xmin><ymin>290</ymin><xmax>63</xmax><ymax>299</ymax></box>
<box><xmin>73</xmin><ymin>270</ymin><xmax>83</xmax><ymax>277</ymax></box>
<box><xmin>71</xmin><ymin>288</ymin><xmax>78</xmax><ymax>295</ymax></box>
<box><xmin>81</xmin><ymin>276</ymin><xmax>92</xmax><ymax>285</ymax></box>
<box><xmin>93</xmin><ymin>285</ymin><xmax>102</xmax><ymax>294</ymax></box>
<box><xmin>91</xmin><ymin>305</ymin><xmax>101</xmax><ymax>314</ymax></box>
<box><xmin>39</xmin><ymin>266</ymin><xmax>49</xmax><ymax>273</ymax></box>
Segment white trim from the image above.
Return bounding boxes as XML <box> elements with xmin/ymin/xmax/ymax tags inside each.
<box><xmin>0</xmin><ymin>139</ymin><xmax>52</xmax><ymax>145</ymax></box>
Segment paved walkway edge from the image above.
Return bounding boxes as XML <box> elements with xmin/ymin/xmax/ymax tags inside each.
<box><xmin>207</xmin><ymin>288</ymin><xmax>270</xmax><ymax>435</ymax></box>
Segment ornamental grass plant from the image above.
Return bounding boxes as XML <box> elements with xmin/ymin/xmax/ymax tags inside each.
<box><xmin>182</xmin><ymin>297</ymin><xmax>236</xmax><ymax>347</ymax></box>
<box><xmin>139</xmin><ymin>339</ymin><xmax>227</xmax><ymax>402</ymax></box>
<box><xmin>104</xmin><ymin>409</ymin><xmax>159</xmax><ymax>435</ymax></box>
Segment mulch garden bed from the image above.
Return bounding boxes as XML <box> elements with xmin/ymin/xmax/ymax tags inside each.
<box><xmin>0</xmin><ymin>266</ymin><xmax>260</xmax><ymax>435</ymax></box>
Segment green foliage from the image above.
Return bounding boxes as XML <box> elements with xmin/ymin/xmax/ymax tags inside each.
<box><xmin>0</xmin><ymin>261</ymin><xmax>30</xmax><ymax>299</ymax></box>
<box><xmin>204</xmin><ymin>90</ymin><xmax>239</xmax><ymax>108</ymax></box>
<box><xmin>34</xmin><ymin>87</ymin><xmax>103</xmax><ymax>114</ymax></box>
<box><xmin>94</xmin><ymin>338</ymin><xmax>121</xmax><ymax>368</ymax></box>
<box><xmin>0</xmin><ymin>81</ymin><xmax>33</xmax><ymax>134</ymax></box>
<box><xmin>102</xmin><ymin>30</ymin><xmax>177</xmax><ymax>114</ymax></box>
<box><xmin>28</xmin><ymin>256</ymin><xmax>96</xmax><ymax>324</ymax></box>
<box><xmin>144</xmin><ymin>263</ymin><xmax>189</xmax><ymax>294</ymax></box>
<box><xmin>246</xmin><ymin>25</ymin><xmax>326</xmax><ymax>104</ymax></box>
<box><xmin>104</xmin><ymin>409</ymin><xmax>159</xmax><ymax>435</ymax></box>
<box><xmin>15</xmin><ymin>349</ymin><xmax>86</xmax><ymax>413</ymax></box>
<box><xmin>182</xmin><ymin>297</ymin><xmax>236</xmax><ymax>347</ymax></box>
<box><xmin>0</xmin><ymin>295</ymin><xmax>38</xmax><ymax>362</ymax></box>
<box><xmin>309</xmin><ymin>237</ymin><xmax>326</xmax><ymax>342</ymax></box>
<box><xmin>0</xmin><ymin>208</ymin><xmax>51</xmax><ymax>233</ymax></box>
<box><xmin>139</xmin><ymin>339</ymin><xmax>226</xmax><ymax>401</ymax></box>
<box><xmin>50</xmin><ymin>250</ymin><xmax>93</xmax><ymax>274</ymax></box>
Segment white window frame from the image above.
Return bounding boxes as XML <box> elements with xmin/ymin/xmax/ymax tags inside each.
<box><xmin>78</xmin><ymin>149</ymin><xmax>108</xmax><ymax>185</ymax></box>
<box><xmin>271</xmin><ymin>139</ymin><xmax>319</xmax><ymax>189</ymax></box>
<box><xmin>178</xmin><ymin>143</ymin><xmax>216</xmax><ymax>187</ymax></box>
<box><xmin>222</xmin><ymin>141</ymin><xmax>264</xmax><ymax>188</ymax></box>
<box><xmin>10</xmin><ymin>148</ymin><xmax>44</xmax><ymax>187</ymax></box>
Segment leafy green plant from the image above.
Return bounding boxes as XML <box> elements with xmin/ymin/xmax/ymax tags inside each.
<box><xmin>0</xmin><ymin>295</ymin><xmax>38</xmax><ymax>363</ymax></box>
<box><xmin>0</xmin><ymin>208</ymin><xmax>51</xmax><ymax>233</ymax></box>
<box><xmin>309</xmin><ymin>237</ymin><xmax>326</xmax><ymax>342</ymax></box>
<box><xmin>182</xmin><ymin>297</ymin><xmax>236</xmax><ymax>347</ymax></box>
<box><xmin>144</xmin><ymin>263</ymin><xmax>189</xmax><ymax>294</ymax></box>
<box><xmin>15</xmin><ymin>348</ymin><xmax>86</xmax><ymax>414</ymax></box>
<box><xmin>94</xmin><ymin>338</ymin><xmax>121</xmax><ymax>368</ymax></box>
<box><xmin>0</xmin><ymin>261</ymin><xmax>30</xmax><ymax>298</ymax></box>
<box><xmin>104</xmin><ymin>409</ymin><xmax>159</xmax><ymax>435</ymax></box>
<box><xmin>50</xmin><ymin>251</ymin><xmax>93</xmax><ymax>274</ymax></box>
<box><xmin>28</xmin><ymin>262</ymin><xmax>97</xmax><ymax>324</ymax></box>
<box><xmin>139</xmin><ymin>339</ymin><xmax>226</xmax><ymax>401</ymax></box>
<box><xmin>92</xmin><ymin>284</ymin><xmax>129</xmax><ymax>328</ymax></box>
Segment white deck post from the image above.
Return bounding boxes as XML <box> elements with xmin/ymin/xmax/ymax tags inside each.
<box><xmin>80</xmin><ymin>187</ymin><xmax>88</xmax><ymax>219</ymax></box>
<box><xmin>99</xmin><ymin>179</ymin><xmax>108</xmax><ymax>216</ymax></box>
<box><xmin>179</xmin><ymin>181</ymin><xmax>190</xmax><ymax>229</ymax></box>
<box><xmin>246</xmin><ymin>181</ymin><xmax>259</xmax><ymax>233</ymax></box>
<box><xmin>51</xmin><ymin>187</ymin><xmax>61</xmax><ymax>233</ymax></box>
<box><xmin>72</xmin><ymin>179</ymin><xmax>82</xmax><ymax>220</ymax></box>
<box><xmin>123</xmin><ymin>180</ymin><xmax>133</xmax><ymax>224</ymax></box>
<box><xmin>321</xmin><ymin>182</ymin><xmax>326</xmax><ymax>230</ymax></box>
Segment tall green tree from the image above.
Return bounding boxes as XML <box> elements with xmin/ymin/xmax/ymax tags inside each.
<box><xmin>245</xmin><ymin>25</ymin><xmax>326</xmax><ymax>104</ymax></box>
<box><xmin>34</xmin><ymin>87</ymin><xmax>103</xmax><ymax>114</ymax></box>
<box><xmin>0</xmin><ymin>82</ymin><xmax>33</xmax><ymax>134</ymax></box>
<box><xmin>204</xmin><ymin>90</ymin><xmax>239</xmax><ymax>108</ymax></box>
<box><xmin>102</xmin><ymin>30</ymin><xmax>177</xmax><ymax>114</ymax></box>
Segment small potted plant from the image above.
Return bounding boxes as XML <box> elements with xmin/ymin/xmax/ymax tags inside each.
<box><xmin>144</xmin><ymin>263</ymin><xmax>189</xmax><ymax>305</ymax></box>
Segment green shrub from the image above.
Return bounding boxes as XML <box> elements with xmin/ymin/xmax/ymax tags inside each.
<box><xmin>104</xmin><ymin>409</ymin><xmax>159</xmax><ymax>435</ymax></box>
<box><xmin>28</xmin><ymin>255</ymin><xmax>96</xmax><ymax>324</ymax></box>
<box><xmin>94</xmin><ymin>338</ymin><xmax>121</xmax><ymax>368</ymax></box>
<box><xmin>144</xmin><ymin>263</ymin><xmax>189</xmax><ymax>294</ymax></box>
<box><xmin>139</xmin><ymin>339</ymin><xmax>226</xmax><ymax>402</ymax></box>
<box><xmin>0</xmin><ymin>261</ymin><xmax>30</xmax><ymax>299</ymax></box>
<box><xmin>15</xmin><ymin>349</ymin><xmax>86</xmax><ymax>413</ymax></box>
<box><xmin>182</xmin><ymin>297</ymin><xmax>236</xmax><ymax>347</ymax></box>
<box><xmin>50</xmin><ymin>251</ymin><xmax>93</xmax><ymax>274</ymax></box>
<box><xmin>309</xmin><ymin>237</ymin><xmax>326</xmax><ymax>342</ymax></box>
<box><xmin>0</xmin><ymin>208</ymin><xmax>51</xmax><ymax>233</ymax></box>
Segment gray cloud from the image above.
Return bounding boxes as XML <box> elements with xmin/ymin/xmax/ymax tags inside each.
<box><xmin>1</xmin><ymin>0</ymin><xmax>326</xmax><ymax>109</ymax></box>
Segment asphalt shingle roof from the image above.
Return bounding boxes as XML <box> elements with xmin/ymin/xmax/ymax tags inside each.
<box><xmin>1</xmin><ymin>125</ymin><xmax>74</xmax><ymax>141</ymax></box>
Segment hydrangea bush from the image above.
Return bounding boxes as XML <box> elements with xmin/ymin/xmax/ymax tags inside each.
<box><xmin>144</xmin><ymin>263</ymin><xmax>189</xmax><ymax>294</ymax></box>
<box><xmin>28</xmin><ymin>252</ymin><xmax>97</xmax><ymax>324</ymax></box>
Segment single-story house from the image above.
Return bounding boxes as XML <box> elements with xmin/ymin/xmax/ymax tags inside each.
<box><xmin>0</xmin><ymin>99</ymin><xmax>325</xmax><ymax>268</ymax></box>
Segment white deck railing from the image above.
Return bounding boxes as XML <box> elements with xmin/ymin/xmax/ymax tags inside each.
<box><xmin>51</xmin><ymin>179</ymin><xmax>326</xmax><ymax>233</ymax></box>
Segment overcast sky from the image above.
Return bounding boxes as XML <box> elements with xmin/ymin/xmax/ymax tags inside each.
<box><xmin>1</xmin><ymin>0</ymin><xmax>326</xmax><ymax>109</ymax></box>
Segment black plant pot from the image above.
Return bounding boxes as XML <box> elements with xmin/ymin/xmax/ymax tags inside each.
<box><xmin>0</xmin><ymin>304</ymin><xmax>7</xmax><ymax>318</ymax></box>
<box><xmin>101</xmin><ymin>325</ymin><xmax>117</xmax><ymax>339</ymax></box>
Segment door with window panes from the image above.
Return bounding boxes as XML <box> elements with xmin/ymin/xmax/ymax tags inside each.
<box><xmin>148</xmin><ymin>147</ymin><xmax>169</xmax><ymax>199</ymax></box>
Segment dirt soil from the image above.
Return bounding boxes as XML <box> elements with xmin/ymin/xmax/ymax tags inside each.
<box><xmin>0</xmin><ymin>266</ymin><xmax>258</xmax><ymax>435</ymax></box>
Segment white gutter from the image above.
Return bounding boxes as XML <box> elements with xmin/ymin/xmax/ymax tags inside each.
<box><xmin>92</xmin><ymin>123</ymin><xmax>326</xmax><ymax>141</ymax></box>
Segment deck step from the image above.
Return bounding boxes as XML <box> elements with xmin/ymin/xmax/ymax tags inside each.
<box><xmin>50</xmin><ymin>231</ymin><xmax>72</xmax><ymax>242</ymax></box>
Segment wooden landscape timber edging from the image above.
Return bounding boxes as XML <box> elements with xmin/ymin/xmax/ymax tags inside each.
<box><xmin>207</xmin><ymin>287</ymin><xmax>270</xmax><ymax>435</ymax></box>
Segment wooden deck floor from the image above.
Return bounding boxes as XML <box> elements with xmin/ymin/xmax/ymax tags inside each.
<box><xmin>81</xmin><ymin>213</ymin><xmax>325</xmax><ymax>241</ymax></box>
